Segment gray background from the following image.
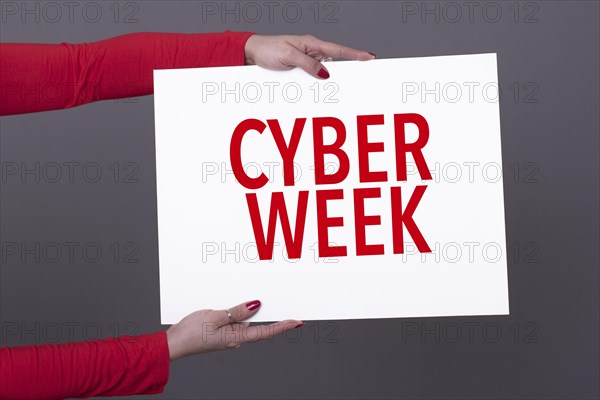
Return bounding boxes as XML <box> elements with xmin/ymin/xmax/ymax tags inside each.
<box><xmin>1</xmin><ymin>1</ymin><xmax>598</xmax><ymax>399</ymax></box>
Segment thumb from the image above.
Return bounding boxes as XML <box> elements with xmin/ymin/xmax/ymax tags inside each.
<box><xmin>219</xmin><ymin>300</ymin><xmax>262</xmax><ymax>326</ymax></box>
<box><xmin>285</xmin><ymin>47</ymin><xmax>330</xmax><ymax>79</ymax></box>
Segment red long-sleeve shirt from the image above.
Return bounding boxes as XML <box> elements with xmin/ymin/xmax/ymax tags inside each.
<box><xmin>0</xmin><ymin>332</ymin><xmax>169</xmax><ymax>399</ymax></box>
<box><xmin>0</xmin><ymin>30</ymin><xmax>254</xmax><ymax>398</ymax></box>
<box><xmin>0</xmin><ymin>30</ymin><xmax>254</xmax><ymax>115</ymax></box>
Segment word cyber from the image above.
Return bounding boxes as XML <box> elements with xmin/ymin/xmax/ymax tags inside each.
<box><xmin>229</xmin><ymin>113</ymin><xmax>433</xmax><ymax>261</ymax></box>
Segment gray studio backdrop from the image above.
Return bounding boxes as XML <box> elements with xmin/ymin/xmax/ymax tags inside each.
<box><xmin>1</xmin><ymin>1</ymin><xmax>598</xmax><ymax>399</ymax></box>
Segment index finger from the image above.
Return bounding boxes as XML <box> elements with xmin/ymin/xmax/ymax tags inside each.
<box><xmin>242</xmin><ymin>320</ymin><xmax>304</xmax><ymax>343</ymax></box>
<box><xmin>314</xmin><ymin>39</ymin><xmax>375</xmax><ymax>61</ymax></box>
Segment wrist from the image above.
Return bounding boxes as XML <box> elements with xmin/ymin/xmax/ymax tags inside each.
<box><xmin>166</xmin><ymin>325</ymin><xmax>183</xmax><ymax>361</ymax></box>
<box><xmin>244</xmin><ymin>34</ymin><xmax>258</xmax><ymax>65</ymax></box>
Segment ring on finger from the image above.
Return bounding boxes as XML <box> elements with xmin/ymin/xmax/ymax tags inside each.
<box><xmin>225</xmin><ymin>309</ymin><xmax>234</xmax><ymax>324</ymax></box>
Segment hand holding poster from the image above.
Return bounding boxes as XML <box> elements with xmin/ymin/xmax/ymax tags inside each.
<box><xmin>154</xmin><ymin>54</ymin><xmax>509</xmax><ymax>323</ymax></box>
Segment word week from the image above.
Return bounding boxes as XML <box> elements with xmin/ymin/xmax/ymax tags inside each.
<box><xmin>230</xmin><ymin>113</ymin><xmax>433</xmax><ymax>261</ymax></box>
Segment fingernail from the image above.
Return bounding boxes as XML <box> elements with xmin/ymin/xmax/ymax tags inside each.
<box><xmin>246</xmin><ymin>300</ymin><xmax>261</xmax><ymax>311</ymax></box>
<box><xmin>368</xmin><ymin>52</ymin><xmax>377</xmax><ymax>58</ymax></box>
<box><xmin>295</xmin><ymin>323</ymin><xmax>304</xmax><ymax>329</ymax></box>
<box><xmin>317</xmin><ymin>68</ymin><xmax>330</xmax><ymax>79</ymax></box>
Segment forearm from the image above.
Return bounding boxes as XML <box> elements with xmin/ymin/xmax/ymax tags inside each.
<box><xmin>0</xmin><ymin>331</ymin><xmax>170</xmax><ymax>399</ymax></box>
<box><xmin>0</xmin><ymin>30</ymin><xmax>255</xmax><ymax>115</ymax></box>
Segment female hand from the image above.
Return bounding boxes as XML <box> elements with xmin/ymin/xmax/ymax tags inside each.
<box><xmin>166</xmin><ymin>300</ymin><xmax>302</xmax><ymax>361</ymax></box>
<box><xmin>244</xmin><ymin>34</ymin><xmax>376</xmax><ymax>79</ymax></box>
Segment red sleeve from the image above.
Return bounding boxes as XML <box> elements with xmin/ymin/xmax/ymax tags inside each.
<box><xmin>0</xmin><ymin>330</ymin><xmax>170</xmax><ymax>399</ymax></box>
<box><xmin>0</xmin><ymin>30</ymin><xmax>255</xmax><ymax>116</ymax></box>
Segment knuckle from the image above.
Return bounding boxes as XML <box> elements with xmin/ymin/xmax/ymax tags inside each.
<box><xmin>282</xmin><ymin>47</ymin><xmax>296</xmax><ymax>61</ymax></box>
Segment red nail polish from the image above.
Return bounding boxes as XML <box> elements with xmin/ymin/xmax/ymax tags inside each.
<box><xmin>317</xmin><ymin>68</ymin><xmax>330</xmax><ymax>79</ymax></box>
<box><xmin>295</xmin><ymin>323</ymin><xmax>304</xmax><ymax>329</ymax></box>
<box><xmin>368</xmin><ymin>52</ymin><xmax>377</xmax><ymax>58</ymax></box>
<box><xmin>246</xmin><ymin>300</ymin><xmax>261</xmax><ymax>311</ymax></box>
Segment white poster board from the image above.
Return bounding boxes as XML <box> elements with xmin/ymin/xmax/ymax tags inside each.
<box><xmin>154</xmin><ymin>54</ymin><xmax>509</xmax><ymax>323</ymax></box>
